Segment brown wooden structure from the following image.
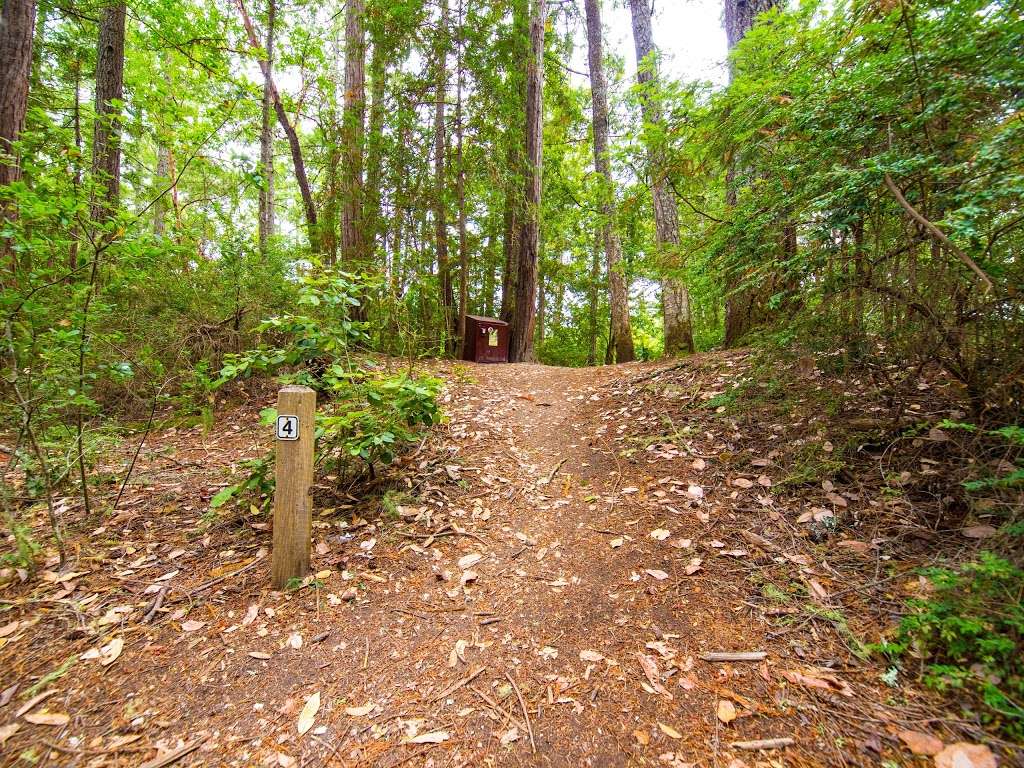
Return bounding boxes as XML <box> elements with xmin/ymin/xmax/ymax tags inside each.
<box><xmin>462</xmin><ymin>315</ymin><xmax>509</xmax><ymax>363</ymax></box>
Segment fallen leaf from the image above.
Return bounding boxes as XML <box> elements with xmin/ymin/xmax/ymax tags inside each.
<box><xmin>241</xmin><ymin>605</ymin><xmax>260</xmax><ymax>626</ymax></box>
<box><xmin>806</xmin><ymin>578</ymin><xmax>829</xmax><ymax>601</ymax></box>
<box><xmin>345</xmin><ymin>703</ymin><xmax>375</xmax><ymax>717</ymax></box>
<box><xmin>826</xmin><ymin>492</ymin><xmax>847</xmax><ymax>507</ymax></box>
<box><xmin>636</xmin><ymin>653</ymin><xmax>673</xmax><ymax>699</ymax></box>
<box><xmin>580</xmin><ymin>650</ymin><xmax>604</xmax><ymax>663</ymax></box>
<box><xmin>500</xmin><ymin>726</ymin><xmax>520</xmax><ymax>745</ymax></box>
<box><xmin>934</xmin><ymin>743</ymin><xmax>996</xmax><ymax>768</ymax></box>
<box><xmin>23</xmin><ymin>711</ymin><xmax>70</xmax><ymax>726</ymax></box>
<box><xmin>297</xmin><ymin>692</ymin><xmax>320</xmax><ymax>735</ymax></box>
<box><xmin>717</xmin><ymin>700</ymin><xmax>737</xmax><ymax>724</ymax></box>
<box><xmin>633</xmin><ymin>728</ymin><xmax>650</xmax><ymax>745</ymax></box>
<box><xmin>0</xmin><ymin>621</ymin><xmax>18</xmax><ymax>638</ymax></box>
<box><xmin>897</xmin><ymin>729</ymin><xmax>944</xmax><ymax>756</ymax></box>
<box><xmin>406</xmin><ymin>730</ymin><xmax>450</xmax><ymax>744</ymax></box>
<box><xmin>650</xmin><ymin>529</ymin><xmax>671</xmax><ymax>541</ymax></box>
<box><xmin>14</xmin><ymin>690</ymin><xmax>56</xmax><ymax>717</ymax></box>
<box><xmin>449</xmin><ymin>639</ymin><xmax>468</xmax><ymax>667</ymax></box>
<box><xmin>782</xmin><ymin>668</ymin><xmax>853</xmax><ymax>697</ymax></box>
<box><xmin>458</xmin><ymin>553</ymin><xmax>483</xmax><ymax>569</ymax></box>
<box><xmin>961</xmin><ymin>526</ymin><xmax>997</xmax><ymax>539</ymax></box>
<box><xmin>691</xmin><ymin>458</ymin><xmax>706</xmax><ymax>471</ymax></box>
<box><xmin>609</xmin><ymin>538</ymin><xmax>624</xmax><ymax>549</ymax></box>
<box><xmin>0</xmin><ymin>723</ymin><xmax>19</xmax><ymax>747</ymax></box>
<box><xmin>645</xmin><ymin>569</ymin><xmax>669</xmax><ymax>581</ymax></box>
<box><xmin>837</xmin><ymin>540</ymin><xmax>871</xmax><ymax>555</ymax></box>
<box><xmin>180</xmin><ymin>619</ymin><xmax>205</xmax><ymax>633</ymax></box>
<box><xmin>248</xmin><ymin>651</ymin><xmax>272</xmax><ymax>660</ymax></box>
<box><xmin>100</xmin><ymin>637</ymin><xmax>124</xmax><ymax>667</ymax></box>
<box><xmin>732</xmin><ymin>478</ymin><xmax>754</xmax><ymax>489</ymax></box>
<box><xmin>288</xmin><ymin>633</ymin><xmax>303</xmax><ymax>649</ymax></box>
<box><xmin>685</xmin><ymin>558</ymin><xmax>703</xmax><ymax>575</ymax></box>
<box><xmin>658</xmin><ymin>722</ymin><xmax>682</xmax><ymax>739</ymax></box>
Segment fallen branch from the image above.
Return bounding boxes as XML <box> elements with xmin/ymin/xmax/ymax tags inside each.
<box><xmin>700</xmin><ymin>651</ymin><xmax>767</xmax><ymax>662</ymax></box>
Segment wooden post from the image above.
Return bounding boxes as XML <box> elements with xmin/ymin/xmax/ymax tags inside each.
<box><xmin>271</xmin><ymin>385</ymin><xmax>316</xmax><ymax>589</ymax></box>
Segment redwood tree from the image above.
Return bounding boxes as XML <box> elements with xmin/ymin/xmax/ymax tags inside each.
<box><xmin>91</xmin><ymin>2</ymin><xmax>126</xmax><ymax>223</ymax></box>
<box><xmin>585</xmin><ymin>0</ymin><xmax>634</xmax><ymax>363</ymax></box>
<box><xmin>0</xmin><ymin>0</ymin><xmax>37</xmax><ymax>276</ymax></box>
<box><xmin>509</xmin><ymin>0</ymin><xmax>545</xmax><ymax>363</ymax></box>
<box><xmin>341</xmin><ymin>0</ymin><xmax>366</xmax><ymax>267</ymax></box>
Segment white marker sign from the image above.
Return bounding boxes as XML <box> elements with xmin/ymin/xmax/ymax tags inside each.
<box><xmin>276</xmin><ymin>414</ymin><xmax>299</xmax><ymax>440</ymax></box>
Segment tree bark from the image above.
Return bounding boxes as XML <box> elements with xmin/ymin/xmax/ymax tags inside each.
<box><xmin>341</xmin><ymin>0</ymin><xmax>366</xmax><ymax>267</ymax></box>
<box><xmin>585</xmin><ymin>0</ymin><xmax>634</xmax><ymax>364</ymax></box>
<box><xmin>365</xmin><ymin>32</ymin><xmax>387</xmax><ymax>263</ymax></box>
<box><xmin>509</xmin><ymin>0</ymin><xmax>545</xmax><ymax>363</ymax></box>
<box><xmin>455</xmin><ymin>0</ymin><xmax>469</xmax><ymax>356</ymax></box>
<box><xmin>722</xmin><ymin>0</ymin><xmax>783</xmax><ymax>346</ymax></box>
<box><xmin>90</xmin><ymin>2</ymin><xmax>125</xmax><ymax>224</ymax></box>
<box><xmin>235</xmin><ymin>0</ymin><xmax>319</xmax><ymax>253</ymax></box>
<box><xmin>499</xmin><ymin>155</ymin><xmax>518</xmax><ymax>324</ymax></box>
<box><xmin>258</xmin><ymin>0</ymin><xmax>276</xmax><ymax>257</ymax></box>
<box><xmin>627</xmin><ymin>0</ymin><xmax>694</xmax><ymax>356</ymax></box>
<box><xmin>588</xmin><ymin>228</ymin><xmax>600</xmax><ymax>366</ymax></box>
<box><xmin>0</xmin><ymin>0</ymin><xmax>36</xmax><ymax>278</ymax></box>
<box><xmin>434</xmin><ymin>0</ymin><xmax>455</xmax><ymax>352</ymax></box>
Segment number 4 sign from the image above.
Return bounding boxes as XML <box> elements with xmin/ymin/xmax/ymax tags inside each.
<box><xmin>276</xmin><ymin>414</ymin><xmax>299</xmax><ymax>440</ymax></box>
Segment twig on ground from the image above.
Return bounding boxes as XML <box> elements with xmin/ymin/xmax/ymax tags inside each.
<box><xmin>138</xmin><ymin>735</ymin><xmax>209</xmax><ymax>768</ymax></box>
<box><xmin>505</xmin><ymin>671</ymin><xmax>536</xmax><ymax>753</ymax></box>
<box><xmin>431</xmin><ymin>665</ymin><xmax>486</xmax><ymax>702</ymax></box>
<box><xmin>731</xmin><ymin>737</ymin><xmax>795</xmax><ymax>751</ymax></box>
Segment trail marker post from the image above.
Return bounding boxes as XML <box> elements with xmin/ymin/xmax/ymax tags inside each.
<box><xmin>271</xmin><ymin>385</ymin><xmax>316</xmax><ymax>589</ymax></box>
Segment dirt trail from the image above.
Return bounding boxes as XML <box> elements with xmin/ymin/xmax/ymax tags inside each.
<box><xmin>0</xmin><ymin>357</ymin><xmax>974</xmax><ymax>767</ymax></box>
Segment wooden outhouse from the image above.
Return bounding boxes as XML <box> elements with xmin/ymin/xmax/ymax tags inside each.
<box><xmin>462</xmin><ymin>315</ymin><xmax>509</xmax><ymax>363</ymax></box>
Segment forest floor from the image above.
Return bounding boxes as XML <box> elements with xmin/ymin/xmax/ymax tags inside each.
<box><xmin>1</xmin><ymin>351</ymin><xmax>1018</xmax><ymax>768</ymax></box>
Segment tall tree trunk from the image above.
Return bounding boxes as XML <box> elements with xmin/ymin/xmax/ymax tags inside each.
<box><xmin>499</xmin><ymin>0</ymin><xmax>527</xmax><ymax>326</ymax></box>
<box><xmin>258</xmin><ymin>0</ymin><xmax>276</xmax><ymax>257</ymax></box>
<box><xmin>235</xmin><ymin>0</ymin><xmax>319</xmax><ymax>253</ymax></box>
<box><xmin>365</xmin><ymin>33</ymin><xmax>387</xmax><ymax>262</ymax></box>
<box><xmin>627</xmin><ymin>0</ymin><xmax>694</xmax><ymax>357</ymax></box>
<box><xmin>483</xmin><ymin>233</ymin><xmax>496</xmax><ymax>316</ymax></box>
<box><xmin>535</xmin><ymin>265</ymin><xmax>545</xmax><ymax>348</ymax></box>
<box><xmin>434</xmin><ymin>0</ymin><xmax>455</xmax><ymax>352</ymax></box>
<box><xmin>455</xmin><ymin>0</ymin><xmax>469</xmax><ymax>356</ymax></box>
<box><xmin>587</xmin><ymin>228</ymin><xmax>600</xmax><ymax>366</ymax></box>
<box><xmin>722</xmin><ymin>0</ymin><xmax>782</xmax><ymax>346</ymax></box>
<box><xmin>341</xmin><ymin>0</ymin><xmax>365</xmax><ymax>268</ymax></box>
<box><xmin>585</xmin><ymin>0</ymin><xmax>634</xmax><ymax>364</ymax></box>
<box><xmin>498</xmin><ymin>161</ymin><xmax>518</xmax><ymax>324</ymax></box>
<box><xmin>90</xmin><ymin>2</ymin><xmax>125</xmax><ymax>224</ymax></box>
<box><xmin>509</xmin><ymin>0</ymin><xmax>545</xmax><ymax>363</ymax></box>
<box><xmin>1</xmin><ymin>0</ymin><xmax>37</xmax><ymax>278</ymax></box>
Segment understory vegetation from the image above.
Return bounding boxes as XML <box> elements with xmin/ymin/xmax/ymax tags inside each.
<box><xmin>0</xmin><ymin>0</ymin><xmax>1021</xmax><ymax>746</ymax></box>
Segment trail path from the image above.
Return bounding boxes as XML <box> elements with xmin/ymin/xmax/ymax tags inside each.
<box><xmin>1</xmin><ymin>357</ymin><xmax>969</xmax><ymax>767</ymax></box>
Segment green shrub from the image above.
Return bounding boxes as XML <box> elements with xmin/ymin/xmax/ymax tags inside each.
<box><xmin>209</xmin><ymin>266</ymin><xmax>442</xmax><ymax>512</ymax></box>
<box><xmin>889</xmin><ymin>553</ymin><xmax>1024</xmax><ymax>738</ymax></box>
